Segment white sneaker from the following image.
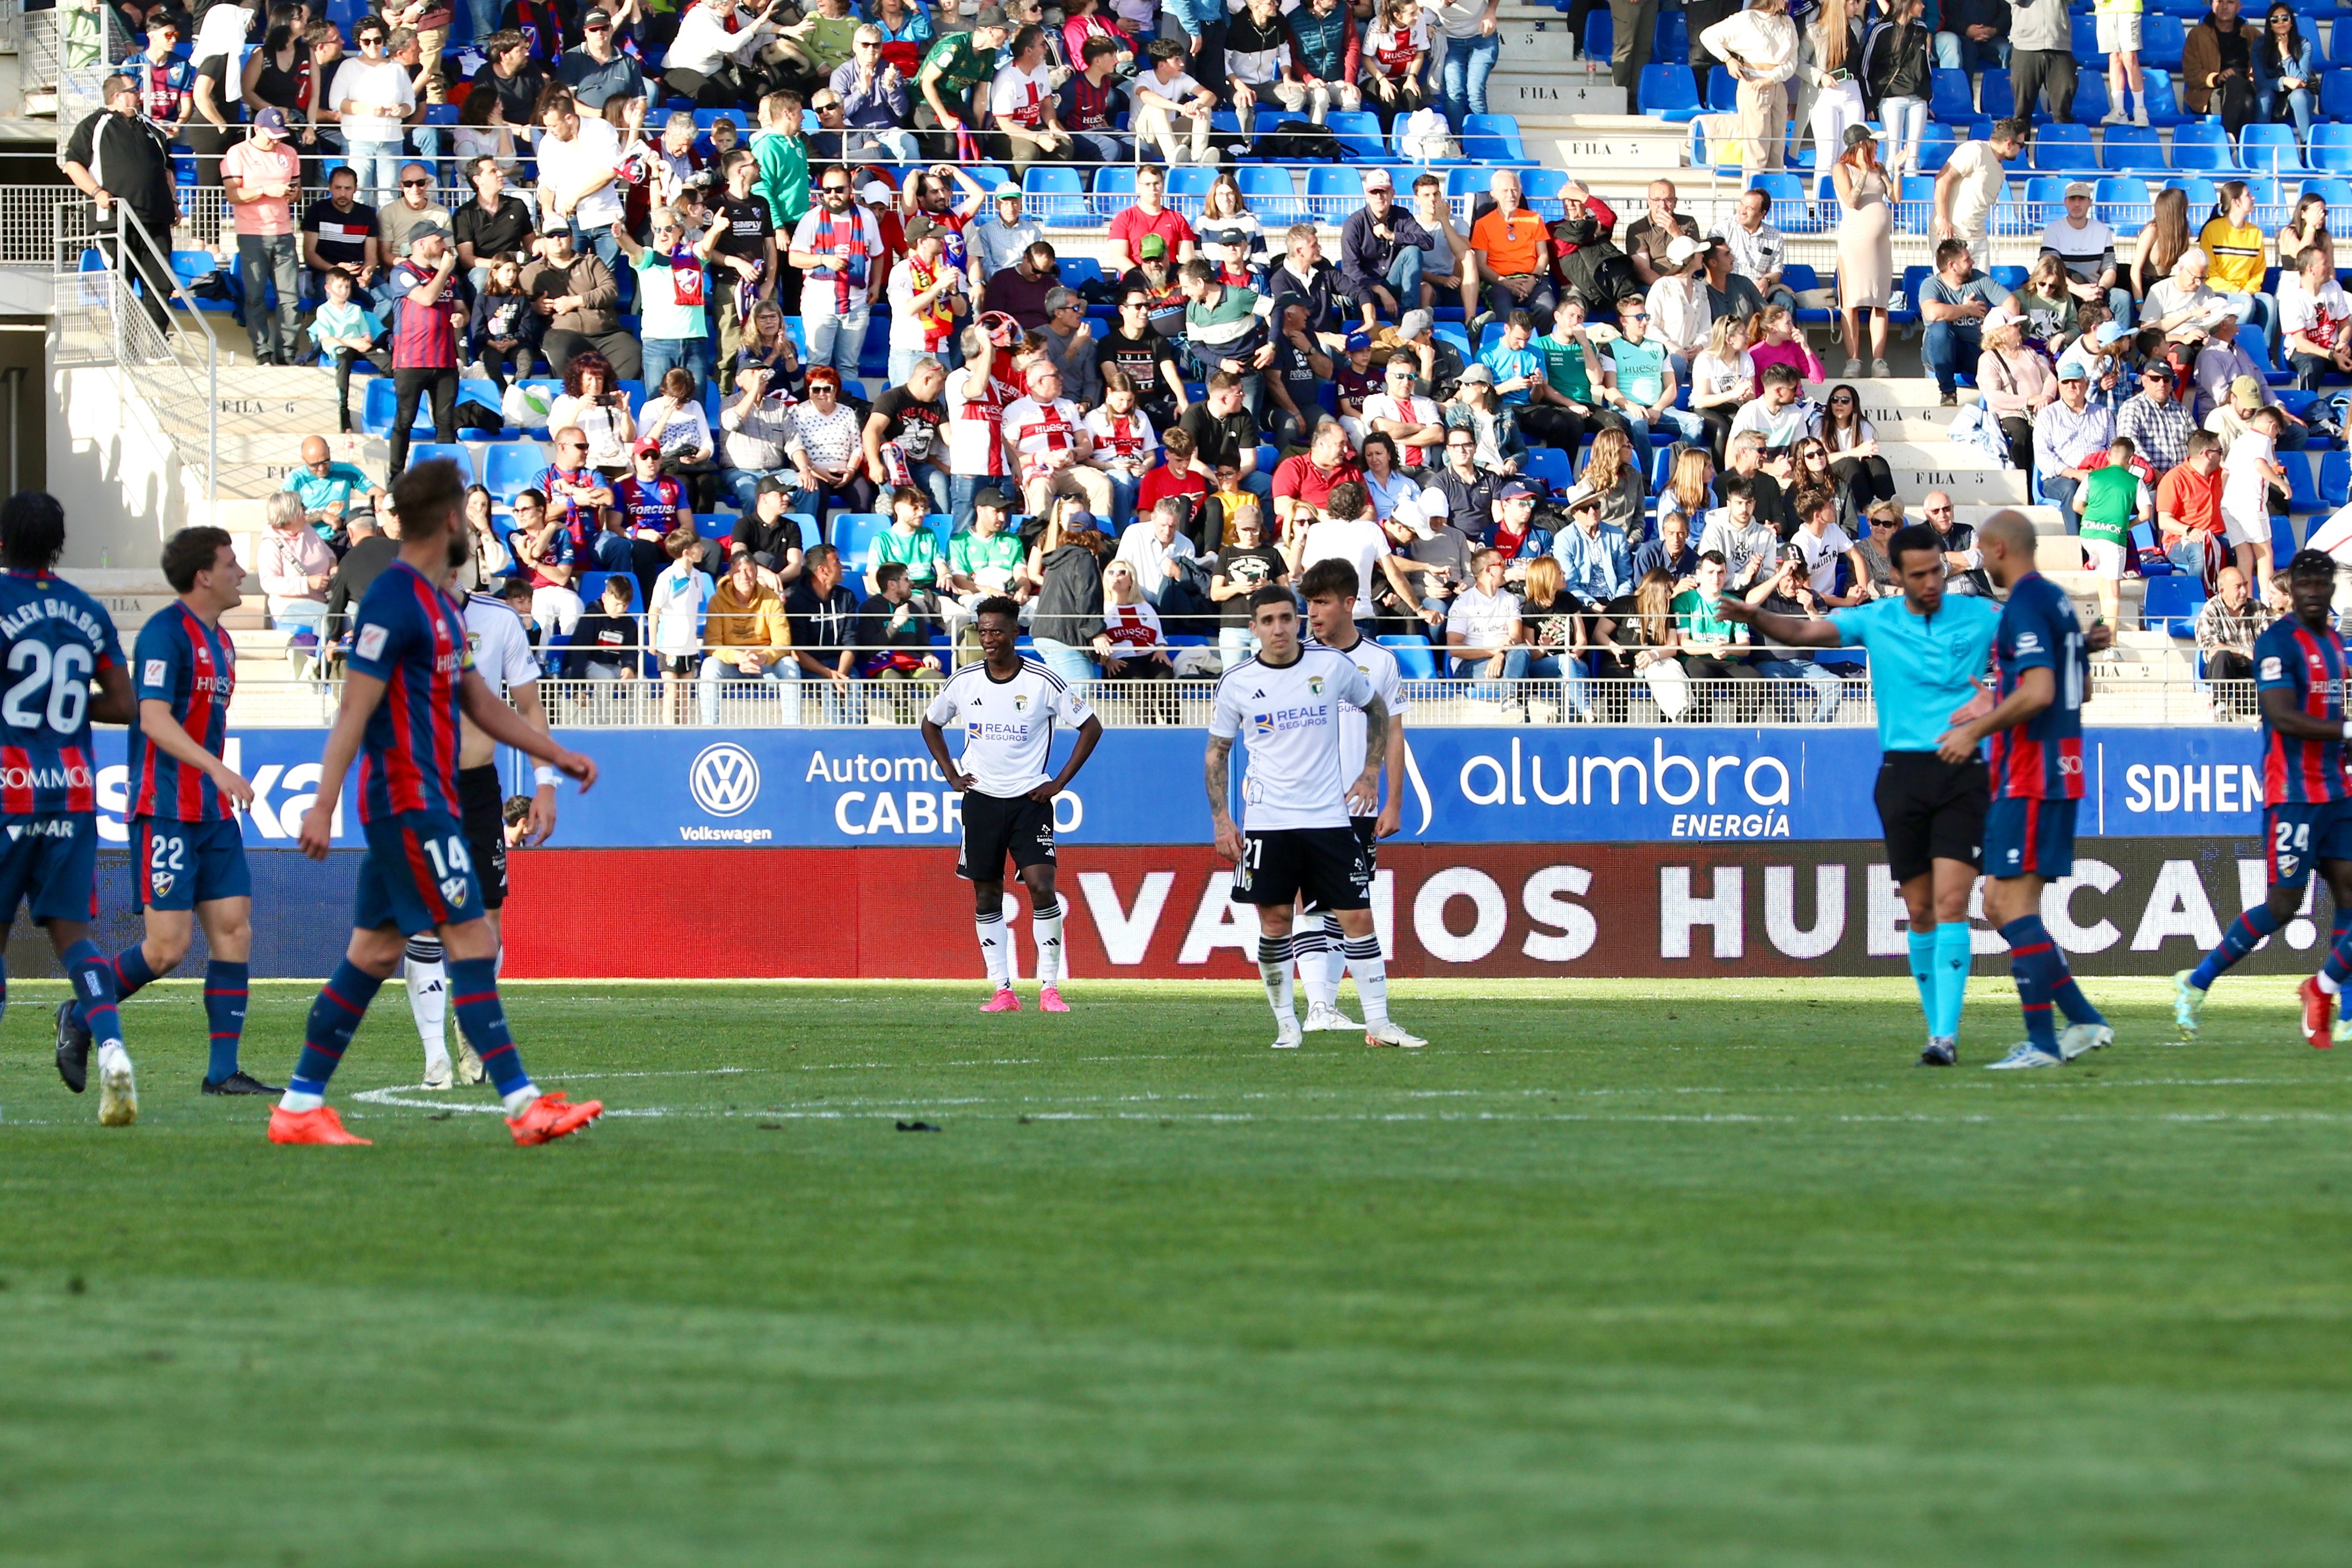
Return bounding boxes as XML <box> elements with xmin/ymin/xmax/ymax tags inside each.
<box><xmin>1271</xmin><ymin>1019</ymin><xmax>1303</xmax><ymax>1050</ymax></box>
<box><xmin>1986</xmin><ymin>1041</ymin><xmax>2065</xmax><ymax>1070</ymax></box>
<box><xmin>1302</xmin><ymin>1000</ymin><xmax>1361</xmax><ymax>1032</ymax></box>
<box><xmin>2130</xmin><ymin>108</ymin><xmax>2149</xmax><ymax>127</ymax></box>
<box><xmin>2101</xmin><ymin>107</ymin><xmax>2128</xmax><ymax>125</ymax></box>
<box><xmin>1843</xmin><ymin>358</ymin><xmax>1864</xmax><ymax>378</ymax></box>
<box><xmin>454</xmin><ymin>1042</ymin><xmax>486</xmax><ymax>1086</ymax></box>
<box><xmin>420</xmin><ymin>1058</ymin><xmax>454</xmax><ymax>1090</ymax></box>
<box><xmin>1872</xmin><ymin>358</ymin><xmax>1894</xmax><ymax>378</ymax></box>
<box><xmin>2059</xmin><ymin>1022</ymin><xmax>2114</xmax><ymax>1060</ymax></box>
<box><xmin>1364</xmin><ymin>1019</ymin><xmax>1428</xmax><ymax>1049</ymax></box>
<box><xmin>98</xmin><ymin>1051</ymin><xmax>138</xmax><ymax>1127</ymax></box>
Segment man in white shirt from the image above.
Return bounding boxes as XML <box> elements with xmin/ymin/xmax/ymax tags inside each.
<box><xmin>1442</xmin><ymin>549</ymin><xmax>1520</xmax><ymax>677</ymax></box>
<box><xmin>1786</xmin><ymin>488</ymin><xmax>1868</xmax><ymax>605</ymax></box>
<box><xmin>534</xmin><ymin>88</ymin><xmax>627</xmax><ymax>280</ymax></box>
<box><xmin>1720</xmin><ymin>186</ymin><xmax>1794</xmax><ymax>309</ymax></box>
<box><xmin>1132</xmin><ymin>37</ymin><xmax>1217</xmax><ymax>167</ymax></box>
<box><xmin>1728</xmin><ymin>363</ymin><xmax>1817</xmax><ymax>448</ymax></box>
<box><xmin>1299</xmin><ymin>481</ymin><xmax>1425</xmax><ymax>634</ymax></box>
<box><xmin>1002</xmin><ymin>361</ymin><xmax>1111</xmax><ymax>517</ymax></box>
<box><xmin>1932</xmin><ymin>116</ymin><xmax>2027</xmax><ymax>249</ymax></box>
<box><xmin>2280</xmin><ymin>246</ymin><xmax>2352</xmax><ymax>394</ymax></box>
<box><xmin>1114</xmin><ymin>498</ymin><xmax>1198</xmax><ymax>614</ymax></box>
<box><xmin>787</xmin><ymin>166</ymin><xmax>886</xmax><ymax>374</ymax></box>
<box><xmin>2038</xmin><ymin>183</ymin><xmax>2132</xmax><ymax>327</ymax></box>
<box><xmin>990</xmin><ymin>25</ymin><xmax>1071</xmax><ymax>179</ymax></box>
<box><xmin>330</xmin><ymin>16</ymin><xmax>416</xmax><ymax>204</ymax></box>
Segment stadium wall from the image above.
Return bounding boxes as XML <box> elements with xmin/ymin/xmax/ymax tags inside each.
<box><xmin>6</xmin><ymin>726</ymin><xmax>2324</xmax><ymax>980</ymax></box>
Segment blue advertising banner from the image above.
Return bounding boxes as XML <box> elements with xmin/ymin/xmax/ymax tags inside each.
<box><xmin>164</xmin><ymin>726</ymin><xmax>2271</xmax><ymax>849</ymax></box>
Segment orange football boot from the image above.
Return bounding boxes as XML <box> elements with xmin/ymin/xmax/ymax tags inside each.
<box><xmin>507</xmin><ymin>1091</ymin><xmax>604</xmax><ymax>1145</ymax></box>
<box><xmin>267</xmin><ymin>1106</ymin><xmax>373</xmax><ymax>1145</ymax></box>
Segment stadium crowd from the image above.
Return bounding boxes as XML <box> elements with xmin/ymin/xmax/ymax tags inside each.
<box><xmin>61</xmin><ymin>0</ymin><xmax>2352</xmax><ymax>720</ymax></box>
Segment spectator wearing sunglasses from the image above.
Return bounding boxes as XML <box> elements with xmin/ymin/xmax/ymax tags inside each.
<box><xmin>328</xmin><ymin>19</ymin><xmax>416</xmax><ymax>203</ymax></box>
<box><xmin>377</xmin><ymin>162</ymin><xmax>452</xmax><ymax>263</ymax></box>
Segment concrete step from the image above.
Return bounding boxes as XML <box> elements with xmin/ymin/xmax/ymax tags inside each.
<box><xmin>1876</xmin><ymin>440</ymin><xmax>2029</xmax><ymax>505</ymax></box>
<box><xmin>1494</xmin><ymin>78</ymin><xmax>1628</xmax><ymax>119</ymax></box>
<box><xmin>1497</xmin><ymin>19</ymin><xmax>1581</xmax><ymax>65</ymax></box>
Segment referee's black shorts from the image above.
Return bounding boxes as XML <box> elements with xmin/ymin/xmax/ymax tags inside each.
<box><xmin>458</xmin><ymin>764</ymin><xmax>509</xmax><ymax>911</ymax></box>
<box><xmin>1874</xmin><ymin>750</ymin><xmax>1989</xmax><ymax>885</ymax></box>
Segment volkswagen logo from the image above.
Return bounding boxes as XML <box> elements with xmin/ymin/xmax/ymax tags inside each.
<box><xmin>689</xmin><ymin>743</ymin><xmax>761</xmax><ymax>818</ymax></box>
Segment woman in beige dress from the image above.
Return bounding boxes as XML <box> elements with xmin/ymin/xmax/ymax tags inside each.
<box><xmin>1831</xmin><ymin>121</ymin><xmax>1894</xmax><ymax>377</ymax></box>
<box><xmin>1700</xmin><ymin>0</ymin><xmax>1799</xmax><ymax>175</ymax></box>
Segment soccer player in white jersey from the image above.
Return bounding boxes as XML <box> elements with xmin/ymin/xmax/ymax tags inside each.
<box><xmin>1295</xmin><ymin>556</ymin><xmax>1408</xmax><ymax>1032</ymax></box>
<box><xmin>1208</xmin><ymin>587</ymin><xmax>1426</xmax><ymax>1050</ymax></box>
<box><xmin>405</xmin><ymin>571</ymin><xmax>563</xmax><ymax>1089</ymax></box>
<box><xmin>920</xmin><ymin>595</ymin><xmax>1105</xmax><ymax>1012</ymax></box>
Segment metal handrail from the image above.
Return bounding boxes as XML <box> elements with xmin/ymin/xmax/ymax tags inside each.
<box><xmin>52</xmin><ymin>200</ymin><xmax>219</xmax><ymax>519</ymax></box>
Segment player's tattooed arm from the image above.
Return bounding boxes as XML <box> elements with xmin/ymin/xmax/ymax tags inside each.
<box><xmin>1205</xmin><ymin>733</ymin><xmax>1244</xmax><ymax>862</ymax></box>
<box><xmin>1350</xmin><ymin>693</ymin><xmax>1390</xmax><ymax>817</ymax></box>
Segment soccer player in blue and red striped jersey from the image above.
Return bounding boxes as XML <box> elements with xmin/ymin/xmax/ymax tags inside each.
<box><xmin>268</xmin><ymin>458</ymin><xmax>603</xmax><ymax>1147</ymax></box>
<box><xmin>1936</xmin><ymin>511</ymin><xmax>2114</xmax><ymax>1070</ymax></box>
<box><xmin>0</xmin><ymin>494</ymin><xmax>142</xmax><ymax>1126</ymax></box>
<box><xmin>60</xmin><ymin>527</ymin><xmax>277</xmax><ymax>1097</ymax></box>
<box><xmin>2176</xmin><ymin>551</ymin><xmax>2352</xmax><ymax>1046</ymax></box>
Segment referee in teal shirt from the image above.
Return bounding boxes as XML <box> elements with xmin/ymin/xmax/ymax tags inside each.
<box><xmin>1719</xmin><ymin>522</ymin><xmax>2002</xmax><ymax>1066</ymax></box>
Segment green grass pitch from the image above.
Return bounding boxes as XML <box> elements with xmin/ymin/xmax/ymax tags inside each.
<box><xmin>5</xmin><ymin>974</ymin><xmax>2352</xmax><ymax>1566</ymax></box>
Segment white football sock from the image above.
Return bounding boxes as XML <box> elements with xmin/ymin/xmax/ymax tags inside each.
<box><xmin>1293</xmin><ymin>919</ymin><xmax>1336</xmax><ymax>1011</ymax></box>
<box><xmin>279</xmin><ymin>1089</ymin><xmax>324</xmax><ymax>1112</ymax></box>
<box><xmin>2320</xmin><ymin>970</ymin><xmax>2342</xmax><ymax>996</ymax></box>
<box><xmin>501</xmin><ymin>1084</ymin><xmax>541</xmax><ymax>1116</ymax></box>
<box><xmin>1342</xmin><ymin>935</ymin><xmax>1388</xmax><ymax>1024</ymax></box>
<box><xmin>976</xmin><ymin>910</ymin><xmax>1010</xmax><ymax>988</ymax></box>
<box><xmin>1032</xmin><ymin>897</ymin><xmax>1066</xmax><ymax>988</ymax></box>
<box><xmin>404</xmin><ymin>940</ymin><xmax>450</xmax><ymax>1074</ymax></box>
<box><xmin>1258</xmin><ymin>933</ymin><xmax>1297</xmax><ymax>1028</ymax></box>
<box><xmin>96</xmin><ymin>1040</ymin><xmax>132</xmax><ymax>1076</ymax></box>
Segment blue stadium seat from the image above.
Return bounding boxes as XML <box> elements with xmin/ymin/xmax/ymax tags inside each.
<box><xmin>1024</xmin><ymin>165</ymin><xmax>1088</xmax><ymax>228</ymax></box>
<box><xmin>1324</xmin><ymin>110</ymin><xmax>1388</xmax><ymax>163</ymax></box>
<box><xmin>1461</xmin><ymin>113</ymin><xmax>1527</xmax><ymax>164</ymax></box>
<box><xmin>2286</xmin><ymin>450</ymin><xmax>2324</xmax><ymax>512</ymax></box>
<box><xmin>2099</xmin><ymin>125</ymin><xmax>2166</xmax><ymax>171</ymax></box>
<box><xmin>1522</xmin><ymin>446</ymin><xmax>1572</xmax><ymax>490</ymax></box>
<box><xmin>1637</xmin><ymin>64</ymin><xmax>1702</xmax><ymax>121</ymax></box>
<box><xmin>1928</xmin><ymin>70</ymin><xmax>1975</xmax><ymax>122</ymax></box>
<box><xmin>2271</xmin><ymin>513</ymin><xmax>2300</xmax><ymax>560</ymax></box>
<box><xmin>2168</xmin><ymin>122</ymin><xmax>2234</xmax><ymax>173</ymax></box>
<box><xmin>2142</xmin><ymin>15</ymin><xmax>2186</xmax><ymax>70</ymax></box>
<box><xmin>1706</xmin><ymin>69</ymin><xmax>1739</xmax><ymax>112</ymax></box>
<box><xmin>2095</xmin><ymin>176</ymin><xmax>2153</xmax><ymax>229</ymax></box>
<box><xmin>2330</xmin><ymin>22</ymin><xmax>2352</xmax><ymax>66</ymax></box>
<box><xmin>831</xmin><ymin>511</ymin><xmax>891</xmax><ymax>563</ymax></box>
<box><xmin>1747</xmin><ymin>171</ymin><xmax>1808</xmax><ymax>233</ymax></box>
<box><xmin>2139</xmin><ymin>68</ymin><xmax>2189</xmax><ymax>126</ymax></box>
<box><xmin>2070</xmin><ymin>14</ymin><xmax>2098</xmax><ymax>61</ymax></box>
<box><xmin>1978</xmin><ymin>72</ymin><xmax>2015</xmax><ymax>122</ymax></box>
<box><xmin>404</xmin><ymin>443</ymin><xmax>474</xmax><ymax>483</ymax></box>
<box><xmin>786</xmin><ymin>512</ymin><xmax>820</xmax><ymax>552</ymax></box>
<box><xmin>2305</xmin><ymin>177</ymin><xmax>2352</xmax><ymax>213</ymax></box>
<box><xmin>1519</xmin><ymin>167</ymin><xmax>1568</xmax><ymax>218</ymax></box>
<box><xmin>1166</xmin><ymin>164</ymin><xmax>1216</xmax><ymax>214</ymax></box>
<box><xmin>482</xmin><ymin>440</ymin><xmax>549</xmax><ymax>500</ymax></box>
<box><xmin>2322</xmin><ymin>77</ymin><xmax>2352</xmax><ymax>135</ymax></box>
<box><xmin>2163</xmin><ymin>176</ymin><xmax>2219</xmax><ymax>216</ymax></box>
<box><xmin>2140</xmin><ymin>575</ymin><xmax>2205</xmax><ymax>635</ymax></box>
<box><xmin>1377</xmin><ymin>635</ymin><xmax>1439</xmax><ymax>678</ymax></box>
<box><xmin>1090</xmin><ymin>163</ymin><xmax>1135</xmax><ymax>220</ymax></box>
<box><xmin>1915</xmin><ymin>126</ymin><xmax>1960</xmax><ymax>173</ymax></box>
<box><xmin>1653</xmin><ymin>9</ymin><xmax>1685</xmax><ymax>61</ymax></box>
<box><xmin>1581</xmin><ymin>9</ymin><xmax>1610</xmax><ymax>61</ymax></box>
<box><xmin>2239</xmin><ymin>123</ymin><xmax>2306</xmax><ymax>175</ymax></box>
<box><xmin>2033</xmin><ymin>123</ymin><xmax>2094</xmax><ymax>173</ymax></box>
<box><xmin>2024</xmin><ymin>175</ymin><xmax>2072</xmax><ymax>221</ymax></box>
<box><xmin>1235</xmin><ymin>164</ymin><xmax>1303</xmax><ymax>222</ymax></box>
<box><xmin>1305</xmin><ymin>165</ymin><xmax>1364</xmax><ymax>222</ymax></box>
<box><xmin>2322</xmin><ymin>450</ymin><xmax>2352</xmax><ymax>508</ymax></box>
<box><xmin>2070</xmin><ymin>72</ymin><xmax>2110</xmax><ymax>127</ymax></box>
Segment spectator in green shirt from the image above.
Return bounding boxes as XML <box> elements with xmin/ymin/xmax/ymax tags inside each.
<box><xmin>751</xmin><ymin>88</ymin><xmax>810</xmax><ymax>230</ymax></box>
<box><xmin>943</xmin><ymin>486</ymin><xmax>1030</xmax><ymax>651</ymax></box>
<box><xmin>866</xmin><ymin>484</ymin><xmax>945</xmax><ymax>604</ymax></box>
<box><xmin>914</xmin><ymin>8</ymin><xmax>1015</xmax><ymax>160</ymax></box>
<box><xmin>1535</xmin><ymin>300</ymin><xmax>1627</xmax><ymax>461</ymax></box>
<box><xmin>1668</xmin><ymin>550</ymin><xmax>1764</xmax><ymax>722</ymax></box>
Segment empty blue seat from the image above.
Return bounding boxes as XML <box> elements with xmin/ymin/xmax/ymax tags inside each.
<box><xmin>2304</xmin><ymin>177</ymin><xmax>2352</xmax><ymax>212</ymax></box>
<box><xmin>1377</xmin><ymin>635</ymin><xmax>1438</xmax><ymax>679</ymax></box>
<box><xmin>2168</xmin><ymin>122</ymin><xmax>2234</xmax><ymax>173</ymax></box>
<box><xmin>1462</xmin><ymin>113</ymin><xmax>1527</xmax><ymax>163</ymax></box>
<box><xmin>2286</xmin><ymin>450</ymin><xmax>2325</xmax><ymax>512</ymax></box>
<box><xmin>2095</xmin><ymin>175</ymin><xmax>2153</xmax><ymax>229</ymax></box>
<box><xmin>1519</xmin><ymin>167</ymin><xmax>1568</xmax><ymax>218</ymax></box>
<box><xmin>1305</xmin><ymin>164</ymin><xmax>1364</xmax><ymax>221</ymax></box>
<box><xmin>2070</xmin><ymin>72</ymin><xmax>2110</xmax><ymax>127</ymax></box>
<box><xmin>1929</xmin><ymin>71</ymin><xmax>1976</xmax><ymax>122</ymax></box>
<box><xmin>2330</xmin><ymin>21</ymin><xmax>2352</xmax><ymax>65</ymax></box>
<box><xmin>831</xmin><ymin>511</ymin><xmax>891</xmax><ymax>563</ymax></box>
<box><xmin>2033</xmin><ymin>123</ymin><xmax>2094</xmax><ymax>173</ymax></box>
<box><xmin>1705</xmin><ymin>68</ymin><xmax>1739</xmax><ymax>111</ymax></box>
<box><xmin>1166</xmin><ymin>164</ymin><xmax>1216</xmax><ymax>214</ymax></box>
<box><xmin>2142</xmin><ymin>15</ymin><xmax>2186</xmax><ymax>70</ymax></box>
<box><xmin>1234</xmin><ymin>164</ymin><xmax>1302</xmax><ymax>222</ymax></box>
<box><xmin>2323</xmin><ymin>450</ymin><xmax>2352</xmax><ymax>508</ymax></box>
<box><xmin>2322</xmin><ymin>76</ymin><xmax>2352</xmax><ymax>132</ymax></box>
<box><xmin>482</xmin><ymin>440</ymin><xmax>549</xmax><ymax>499</ymax></box>
<box><xmin>2140</xmin><ymin>68</ymin><xmax>2188</xmax><ymax>126</ymax></box>
<box><xmin>2140</xmin><ymin>575</ymin><xmax>2205</xmax><ymax>635</ymax></box>
<box><xmin>1023</xmin><ymin>164</ymin><xmax>1088</xmax><ymax>228</ymax></box>
<box><xmin>1637</xmin><ymin>64</ymin><xmax>1701</xmax><ymax>120</ymax></box>
<box><xmin>1324</xmin><ymin>110</ymin><xmax>1389</xmax><ymax>162</ymax></box>
<box><xmin>1978</xmin><ymin>72</ymin><xmax>2015</xmax><ymax>121</ymax></box>
<box><xmin>2239</xmin><ymin>123</ymin><xmax>2305</xmax><ymax>175</ymax></box>
<box><xmin>1522</xmin><ymin>447</ymin><xmax>1572</xmax><ymax>489</ymax></box>
<box><xmin>1581</xmin><ymin>9</ymin><xmax>1610</xmax><ymax>62</ymax></box>
<box><xmin>1915</xmin><ymin>126</ymin><xmax>1960</xmax><ymax>173</ymax></box>
<box><xmin>1089</xmin><ymin>163</ymin><xmax>1135</xmax><ymax>220</ymax></box>
<box><xmin>2100</xmin><ymin>125</ymin><xmax>2166</xmax><ymax>170</ymax></box>
<box><xmin>2024</xmin><ymin>175</ymin><xmax>2072</xmax><ymax>220</ymax></box>
<box><xmin>2163</xmin><ymin>176</ymin><xmax>2219</xmax><ymax>216</ymax></box>
<box><xmin>404</xmin><ymin>443</ymin><xmax>474</xmax><ymax>483</ymax></box>
<box><xmin>2070</xmin><ymin>14</ymin><xmax>2098</xmax><ymax>61</ymax></box>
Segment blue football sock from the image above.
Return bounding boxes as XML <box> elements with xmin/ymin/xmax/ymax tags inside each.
<box><xmin>61</xmin><ymin>938</ymin><xmax>122</xmax><ymax>1049</ymax></box>
<box><xmin>2000</xmin><ymin>917</ymin><xmax>2061</xmax><ymax>1053</ymax></box>
<box><xmin>1933</xmin><ymin>922</ymin><xmax>1974</xmax><ymax>1040</ymax></box>
<box><xmin>204</xmin><ymin>960</ymin><xmax>249</xmax><ymax>1082</ymax></box>
<box><xmin>2191</xmin><ymin>907</ymin><xmax>2283</xmax><ymax>992</ymax></box>
<box><xmin>447</xmin><ymin>957</ymin><xmax>532</xmax><ymax>1098</ymax></box>
<box><xmin>288</xmin><ymin>959</ymin><xmax>386</xmax><ymax>1098</ymax></box>
<box><xmin>1907</xmin><ymin>929</ymin><xmax>1936</xmax><ymax>1032</ymax></box>
<box><xmin>76</xmin><ymin>943</ymin><xmax>159</xmax><ymax>1029</ymax></box>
